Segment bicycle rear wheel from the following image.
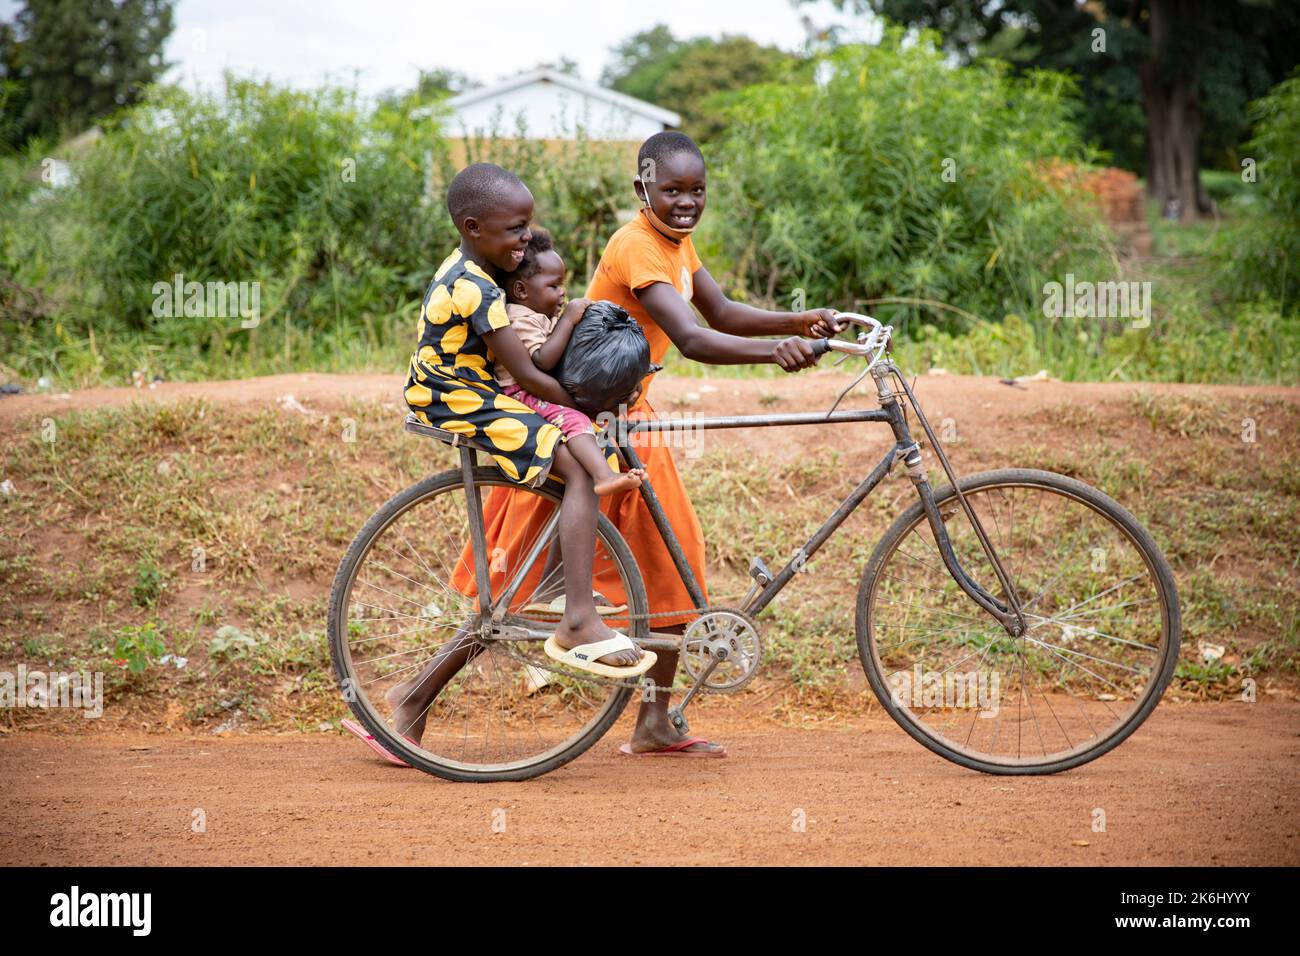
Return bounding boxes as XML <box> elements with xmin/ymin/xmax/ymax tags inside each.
<box><xmin>327</xmin><ymin>467</ymin><xmax>647</xmax><ymax>782</ymax></box>
<box><xmin>857</xmin><ymin>468</ymin><xmax>1180</xmax><ymax>774</ymax></box>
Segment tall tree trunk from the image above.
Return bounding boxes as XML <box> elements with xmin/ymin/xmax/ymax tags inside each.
<box><xmin>1140</xmin><ymin>0</ymin><xmax>1211</xmax><ymax>221</ymax></box>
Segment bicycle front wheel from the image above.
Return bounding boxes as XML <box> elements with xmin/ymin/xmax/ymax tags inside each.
<box><xmin>327</xmin><ymin>467</ymin><xmax>648</xmax><ymax>782</ymax></box>
<box><xmin>857</xmin><ymin>468</ymin><xmax>1180</xmax><ymax>774</ymax></box>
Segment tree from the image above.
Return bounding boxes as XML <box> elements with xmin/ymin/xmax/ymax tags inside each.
<box><xmin>602</xmin><ymin>26</ymin><xmax>797</xmax><ymax>141</ymax></box>
<box><xmin>0</xmin><ymin>0</ymin><xmax>174</xmax><ymax>148</ymax></box>
<box><xmin>813</xmin><ymin>0</ymin><xmax>1300</xmax><ymax>220</ymax></box>
<box><xmin>600</xmin><ymin>25</ymin><xmax>680</xmax><ymax>101</ymax></box>
<box><xmin>415</xmin><ymin>68</ymin><xmax>473</xmax><ymax>98</ymax></box>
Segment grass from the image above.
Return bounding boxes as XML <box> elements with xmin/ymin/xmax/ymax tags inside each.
<box><xmin>0</xmin><ymin>383</ymin><xmax>1297</xmax><ymax>731</ymax></box>
<box><xmin>0</xmin><ymin>395</ymin><xmax>435</xmax><ymax>731</ymax></box>
<box><xmin>1019</xmin><ymin>391</ymin><xmax>1300</xmax><ymax>694</ymax></box>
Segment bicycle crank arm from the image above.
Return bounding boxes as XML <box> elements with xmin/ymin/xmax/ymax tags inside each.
<box><xmin>667</xmin><ymin>649</ymin><xmax>729</xmax><ymax>734</ymax></box>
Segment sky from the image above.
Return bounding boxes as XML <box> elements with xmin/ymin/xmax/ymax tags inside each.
<box><xmin>0</xmin><ymin>0</ymin><xmax>878</xmax><ymax>98</ymax></box>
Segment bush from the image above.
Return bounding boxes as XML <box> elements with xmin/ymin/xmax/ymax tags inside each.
<box><xmin>0</xmin><ymin>77</ymin><xmax>639</xmax><ymax>385</ymax></box>
<box><xmin>888</xmin><ymin>297</ymin><xmax>1300</xmax><ymax>384</ymax></box>
<box><xmin>0</xmin><ymin>76</ymin><xmax>454</xmax><ymax>381</ymax></box>
<box><xmin>700</xmin><ymin>29</ymin><xmax>1115</xmax><ymax>336</ymax></box>
<box><xmin>1217</xmin><ymin>70</ymin><xmax>1300</xmax><ymax>311</ymax></box>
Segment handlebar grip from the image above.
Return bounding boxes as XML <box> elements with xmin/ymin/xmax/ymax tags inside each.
<box><xmin>810</xmin><ymin>338</ymin><xmax>832</xmax><ymax>356</ymax></box>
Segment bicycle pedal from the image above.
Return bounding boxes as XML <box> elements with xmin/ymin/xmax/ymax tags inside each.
<box><xmin>668</xmin><ymin>708</ymin><xmax>690</xmax><ymax>735</ymax></box>
<box><xmin>741</xmin><ymin>557</ymin><xmax>774</xmax><ymax>610</ymax></box>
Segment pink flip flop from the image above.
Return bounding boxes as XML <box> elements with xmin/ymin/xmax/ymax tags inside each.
<box><xmin>618</xmin><ymin>737</ymin><xmax>727</xmax><ymax>758</ymax></box>
<box><xmin>341</xmin><ymin>718</ymin><xmax>419</xmax><ymax>768</ymax></box>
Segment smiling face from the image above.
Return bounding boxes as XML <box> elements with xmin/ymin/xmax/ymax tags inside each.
<box><xmin>460</xmin><ymin>181</ymin><xmax>535</xmax><ymax>273</ymax></box>
<box><xmin>508</xmin><ymin>249</ymin><xmax>566</xmax><ymax>317</ymax></box>
<box><xmin>635</xmin><ymin>150</ymin><xmax>707</xmax><ymax>234</ymax></box>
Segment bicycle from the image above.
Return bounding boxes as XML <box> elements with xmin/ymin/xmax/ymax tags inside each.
<box><xmin>328</xmin><ymin>314</ymin><xmax>1181</xmax><ymax>781</ymax></box>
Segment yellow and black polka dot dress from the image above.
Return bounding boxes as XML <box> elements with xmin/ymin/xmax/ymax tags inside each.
<box><xmin>404</xmin><ymin>248</ymin><xmax>565</xmax><ymax>487</ymax></box>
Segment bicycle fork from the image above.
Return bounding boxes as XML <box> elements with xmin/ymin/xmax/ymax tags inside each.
<box><xmin>875</xmin><ymin>366</ymin><xmax>1027</xmax><ymax>638</ymax></box>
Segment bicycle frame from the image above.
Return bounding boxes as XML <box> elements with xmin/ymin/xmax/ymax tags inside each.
<box><xmin>444</xmin><ymin>362</ymin><xmax>1024</xmax><ymax>646</ymax></box>
<box><xmin>608</xmin><ymin>367</ymin><xmax>1020</xmax><ymax>633</ymax></box>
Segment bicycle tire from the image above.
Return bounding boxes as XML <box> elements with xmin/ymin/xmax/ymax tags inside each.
<box><xmin>857</xmin><ymin>468</ymin><xmax>1181</xmax><ymax>775</ymax></box>
<box><xmin>328</xmin><ymin>467</ymin><xmax>647</xmax><ymax>782</ymax></box>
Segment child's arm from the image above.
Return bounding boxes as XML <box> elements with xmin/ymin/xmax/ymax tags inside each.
<box><xmin>530</xmin><ymin>297</ymin><xmax>590</xmax><ymax>372</ymax></box>
<box><xmin>691</xmin><ymin>266</ymin><xmax>842</xmax><ymax>338</ymax></box>
<box><xmin>636</xmin><ymin>281</ymin><xmax>820</xmax><ymax>371</ymax></box>
<box><xmin>483</xmin><ymin>325</ymin><xmax>577</xmax><ymax>406</ymax></box>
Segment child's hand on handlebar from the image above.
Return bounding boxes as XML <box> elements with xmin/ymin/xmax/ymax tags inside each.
<box><xmin>772</xmin><ymin>336</ymin><xmax>821</xmax><ymax>372</ymax></box>
<box><xmin>794</xmin><ymin>308</ymin><xmax>844</xmax><ymax>339</ymax></box>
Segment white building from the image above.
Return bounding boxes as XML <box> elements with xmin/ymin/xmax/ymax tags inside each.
<box><xmin>438</xmin><ymin>68</ymin><xmax>680</xmax><ymax>141</ymax></box>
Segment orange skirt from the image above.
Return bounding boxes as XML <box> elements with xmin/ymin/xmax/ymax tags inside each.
<box><xmin>449</xmin><ymin>396</ymin><xmax>709</xmax><ymax>627</ymax></box>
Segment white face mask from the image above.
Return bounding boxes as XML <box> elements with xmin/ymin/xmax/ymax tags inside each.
<box><xmin>639</xmin><ymin>189</ymin><xmax>697</xmax><ymax>237</ymax></box>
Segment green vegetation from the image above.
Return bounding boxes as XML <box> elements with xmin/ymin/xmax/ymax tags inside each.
<box><xmin>0</xmin><ymin>16</ymin><xmax>1297</xmax><ymax>390</ymax></box>
<box><xmin>602</xmin><ymin>25</ymin><xmax>798</xmax><ymax>142</ymax></box>
<box><xmin>112</xmin><ymin>620</ymin><xmax>165</xmax><ymax>675</ymax></box>
<box><xmin>0</xmin><ymin>73</ymin><xmax>641</xmax><ymax>387</ymax></box>
<box><xmin>825</xmin><ymin>1</ymin><xmax>1300</xmax><ymax>219</ymax></box>
<box><xmin>0</xmin><ymin>0</ymin><xmax>174</xmax><ymax>148</ymax></box>
<box><xmin>702</xmin><ymin>33</ymin><xmax>1113</xmax><ymax>327</ymax></box>
<box><xmin>1216</xmin><ymin>71</ymin><xmax>1300</xmax><ymax>310</ymax></box>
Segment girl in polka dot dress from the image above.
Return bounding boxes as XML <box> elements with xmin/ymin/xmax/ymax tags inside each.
<box><xmin>402</xmin><ymin>163</ymin><xmax>654</xmax><ymax>678</ymax></box>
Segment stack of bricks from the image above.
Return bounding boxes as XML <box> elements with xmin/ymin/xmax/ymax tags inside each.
<box><xmin>1084</xmin><ymin>167</ymin><xmax>1151</xmax><ymax>257</ymax></box>
<box><xmin>1037</xmin><ymin>161</ymin><xmax>1152</xmax><ymax>256</ymax></box>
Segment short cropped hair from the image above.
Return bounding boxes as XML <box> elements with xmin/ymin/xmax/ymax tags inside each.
<box><xmin>516</xmin><ymin>227</ymin><xmax>557</xmax><ymax>281</ymax></box>
<box><xmin>637</xmin><ymin>131</ymin><xmax>704</xmax><ymax>180</ymax></box>
<box><xmin>446</xmin><ymin>162</ymin><xmax>527</xmax><ymax>224</ymax></box>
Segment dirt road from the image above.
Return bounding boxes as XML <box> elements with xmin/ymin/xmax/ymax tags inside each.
<box><xmin>3</xmin><ymin>701</ymin><xmax>1296</xmax><ymax>866</ymax></box>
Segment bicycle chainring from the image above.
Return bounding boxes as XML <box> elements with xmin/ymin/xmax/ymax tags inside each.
<box><xmin>681</xmin><ymin>608</ymin><xmax>763</xmax><ymax>693</ymax></box>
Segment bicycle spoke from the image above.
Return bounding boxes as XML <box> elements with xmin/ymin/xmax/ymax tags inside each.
<box><xmin>329</xmin><ymin>471</ymin><xmax>643</xmax><ymax>778</ymax></box>
<box><xmin>865</xmin><ymin>476</ymin><xmax>1173</xmax><ymax>770</ymax></box>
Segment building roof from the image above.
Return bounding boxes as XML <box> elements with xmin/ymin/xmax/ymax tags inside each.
<box><xmin>435</xmin><ymin>68</ymin><xmax>680</xmax><ymax>128</ymax></box>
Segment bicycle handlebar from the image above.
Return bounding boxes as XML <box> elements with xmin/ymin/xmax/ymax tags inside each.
<box><xmin>809</xmin><ymin>311</ymin><xmax>893</xmax><ymax>366</ymax></box>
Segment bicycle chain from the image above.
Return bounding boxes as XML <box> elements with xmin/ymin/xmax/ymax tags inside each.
<box><xmin>492</xmin><ymin>640</ymin><xmax>692</xmax><ymax>695</ymax></box>
<box><xmin>489</xmin><ymin>606</ymin><xmax>713</xmax><ymax>696</ymax></box>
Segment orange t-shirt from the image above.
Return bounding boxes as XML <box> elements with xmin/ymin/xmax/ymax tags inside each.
<box><xmin>586</xmin><ymin>208</ymin><xmax>703</xmax><ymax>409</ymax></box>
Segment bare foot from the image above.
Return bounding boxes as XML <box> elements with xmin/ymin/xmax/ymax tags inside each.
<box><xmin>593</xmin><ymin>467</ymin><xmax>645</xmax><ymax>497</ymax></box>
<box><xmin>384</xmin><ymin>679</ymin><xmax>428</xmax><ymax>743</ymax></box>
<box><xmin>627</xmin><ymin>725</ymin><xmax>725</xmax><ymax>755</ymax></box>
<box><xmin>553</xmin><ymin>614</ymin><xmax>643</xmax><ymax>667</ymax></box>
<box><xmin>629</xmin><ymin>688</ymin><xmax>724</xmax><ymax>754</ymax></box>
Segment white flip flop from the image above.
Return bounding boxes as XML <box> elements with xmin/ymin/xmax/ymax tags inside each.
<box><xmin>521</xmin><ymin>594</ymin><xmax>628</xmax><ymax>617</ymax></box>
<box><xmin>543</xmin><ymin>632</ymin><xmax>657</xmax><ymax>679</ymax></box>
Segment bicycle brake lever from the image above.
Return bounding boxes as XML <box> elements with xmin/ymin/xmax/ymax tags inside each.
<box><xmin>825</xmin><ymin>363</ymin><xmax>873</xmax><ymax>417</ymax></box>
